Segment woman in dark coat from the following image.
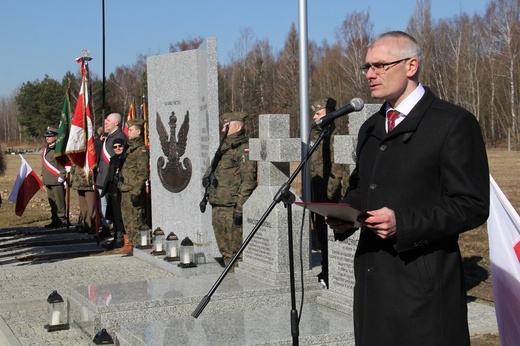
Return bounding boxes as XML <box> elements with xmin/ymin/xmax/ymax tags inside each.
<box><xmin>328</xmin><ymin>31</ymin><xmax>489</xmax><ymax>346</ymax></box>
<box><xmin>101</xmin><ymin>138</ymin><xmax>126</xmax><ymax>249</ymax></box>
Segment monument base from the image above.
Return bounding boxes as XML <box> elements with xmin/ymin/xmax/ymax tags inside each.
<box><xmin>116</xmin><ymin>303</ymin><xmax>355</xmax><ymax>346</ymax></box>
<box><xmin>68</xmin><ymin>253</ymin><xmax>326</xmax><ymax>342</ymax></box>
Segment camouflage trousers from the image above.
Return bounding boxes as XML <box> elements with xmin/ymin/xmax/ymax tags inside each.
<box><xmin>121</xmin><ymin>192</ymin><xmax>145</xmax><ymax>246</ymax></box>
<box><xmin>211</xmin><ymin>206</ymin><xmax>242</xmax><ymax>265</ymax></box>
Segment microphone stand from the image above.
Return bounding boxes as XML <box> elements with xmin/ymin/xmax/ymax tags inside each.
<box><xmin>192</xmin><ymin>123</ymin><xmax>334</xmax><ymax>346</ymax></box>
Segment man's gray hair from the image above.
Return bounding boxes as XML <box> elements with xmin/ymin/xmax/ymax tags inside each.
<box><xmin>369</xmin><ymin>31</ymin><xmax>422</xmax><ymax>77</ymax></box>
<box><xmin>108</xmin><ymin>113</ymin><xmax>122</xmax><ymax>126</ymax></box>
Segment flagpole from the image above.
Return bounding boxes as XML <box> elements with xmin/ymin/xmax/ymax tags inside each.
<box><xmin>66</xmin><ymin>171</ymin><xmax>70</xmax><ymax>230</ymax></box>
<box><xmin>142</xmin><ymin>94</ymin><xmax>151</xmax><ymax>226</ymax></box>
<box><xmin>142</xmin><ymin>95</ymin><xmax>148</xmax><ymax>147</ymax></box>
<box><xmin>101</xmin><ymin>0</ymin><xmax>106</xmax><ymax>128</ymax></box>
<box><xmin>83</xmin><ymin>53</ymin><xmax>101</xmax><ymax>241</ymax></box>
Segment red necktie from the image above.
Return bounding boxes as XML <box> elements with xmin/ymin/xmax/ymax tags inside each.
<box><xmin>387</xmin><ymin>110</ymin><xmax>400</xmax><ymax>132</ymax></box>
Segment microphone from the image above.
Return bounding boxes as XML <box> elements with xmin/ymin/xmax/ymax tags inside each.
<box><xmin>313</xmin><ymin>98</ymin><xmax>364</xmax><ymax>128</ymax></box>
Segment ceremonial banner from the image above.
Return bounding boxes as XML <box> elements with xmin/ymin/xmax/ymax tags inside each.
<box><xmin>488</xmin><ymin>175</ymin><xmax>520</xmax><ymax>345</ymax></box>
<box><xmin>123</xmin><ymin>100</ymin><xmax>136</xmax><ymax>136</ymax></box>
<box><xmin>55</xmin><ymin>91</ymin><xmax>71</xmax><ymax>166</ymax></box>
<box><xmin>8</xmin><ymin>155</ymin><xmax>44</xmax><ymax>216</ymax></box>
<box><xmin>66</xmin><ymin>57</ymin><xmax>97</xmax><ymax>176</ymax></box>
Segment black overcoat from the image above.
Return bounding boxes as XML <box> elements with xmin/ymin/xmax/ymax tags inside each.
<box><xmin>342</xmin><ymin>88</ymin><xmax>489</xmax><ymax>345</ymax></box>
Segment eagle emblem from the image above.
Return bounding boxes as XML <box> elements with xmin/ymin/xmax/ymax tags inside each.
<box><xmin>156</xmin><ymin>111</ymin><xmax>192</xmax><ymax>193</ymax></box>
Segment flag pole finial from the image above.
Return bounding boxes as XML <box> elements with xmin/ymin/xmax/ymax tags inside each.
<box><xmin>82</xmin><ymin>50</ymin><xmax>92</xmax><ymax>61</ymax></box>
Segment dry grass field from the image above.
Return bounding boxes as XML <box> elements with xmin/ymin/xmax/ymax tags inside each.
<box><xmin>1</xmin><ymin>149</ymin><xmax>518</xmax><ymax>345</ymax></box>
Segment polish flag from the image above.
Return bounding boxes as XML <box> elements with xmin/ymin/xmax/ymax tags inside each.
<box><xmin>488</xmin><ymin>175</ymin><xmax>520</xmax><ymax>345</ymax></box>
<box><xmin>66</xmin><ymin>57</ymin><xmax>97</xmax><ymax>177</ymax></box>
<box><xmin>8</xmin><ymin>155</ymin><xmax>44</xmax><ymax>216</ymax></box>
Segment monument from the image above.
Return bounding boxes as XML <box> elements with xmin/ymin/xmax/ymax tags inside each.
<box><xmin>147</xmin><ymin>37</ymin><xmax>220</xmax><ymax>261</ymax></box>
<box><xmin>237</xmin><ymin>113</ymin><xmax>315</xmax><ymax>286</ymax></box>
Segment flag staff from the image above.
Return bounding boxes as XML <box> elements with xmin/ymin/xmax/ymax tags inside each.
<box><xmin>101</xmin><ymin>0</ymin><xmax>106</xmax><ymax>128</ymax></box>
<box><xmin>142</xmin><ymin>94</ymin><xmax>151</xmax><ymax>226</ymax></box>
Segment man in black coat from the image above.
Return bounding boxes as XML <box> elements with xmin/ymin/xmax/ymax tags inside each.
<box><xmin>95</xmin><ymin>113</ymin><xmax>126</xmax><ymax>231</ymax></box>
<box><xmin>327</xmin><ymin>31</ymin><xmax>489</xmax><ymax>345</ymax></box>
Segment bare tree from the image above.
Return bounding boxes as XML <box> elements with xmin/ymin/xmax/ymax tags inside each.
<box><xmin>407</xmin><ymin>0</ymin><xmax>435</xmax><ymax>88</ymax></box>
<box><xmin>227</xmin><ymin>27</ymin><xmax>256</xmax><ymax>112</ymax></box>
<box><xmin>484</xmin><ymin>0</ymin><xmax>520</xmax><ymax>146</ymax></box>
<box><xmin>241</xmin><ymin>39</ymin><xmax>277</xmax><ymax>137</ymax></box>
<box><xmin>106</xmin><ymin>61</ymin><xmax>146</xmax><ymax>114</ymax></box>
<box><xmin>0</xmin><ymin>94</ymin><xmax>20</xmax><ymax>142</ymax></box>
<box><xmin>169</xmin><ymin>37</ymin><xmax>204</xmax><ymax>52</ymax></box>
<box><xmin>276</xmin><ymin>23</ymin><xmax>300</xmax><ymax>136</ymax></box>
<box><xmin>335</xmin><ymin>10</ymin><xmax>373</xmax><ymax>103</ymax></box>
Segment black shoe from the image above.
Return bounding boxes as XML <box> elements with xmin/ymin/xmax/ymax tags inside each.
<box><xmin>44</xmin><ymin>221</ymin><xmax>62</xmax><ymax>228</ymax></box>
<box><xmin>98</xmin><ymin>227</ymin><xmax>112</xmax><ymax>239</ymax></box>
<box><xmin>215</xmin><ymin>257</ymin><xmax>226</xmax><ymax>268</ymax></box>
<box><xmin>103</xmin><ymin>236</ymin><xmax>123</xmax><ymax>250</ymax></box>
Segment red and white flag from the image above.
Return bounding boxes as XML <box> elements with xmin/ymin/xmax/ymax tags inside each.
<box><xmin>488</xmin><ymin>174</ymin><xmax>520</xmax><ymax>345</ymax></box>
<box><xmin>66</xmin><ymin>57</ymin><xmax>97</xmax><ymax>176</ymax></box>
<box><xmin>8</xmin><ymin>155</ymin><xmax>44</xmax><ymax>216</ymax></box>
<box><xmin>123</xmin><ymin>100</ymin><xmax>136</xmax><ymax>137</ymax></box>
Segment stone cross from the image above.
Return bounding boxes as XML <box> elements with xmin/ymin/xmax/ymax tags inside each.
<box><xmin>237</xmin><ymin>114</ymin><xmax>316</xmax><ymax>287</ymax></box>
<box><xmin>317</xmin><ymin>103</ymin><xmax>381</xmax><ymax>312</ymax></box>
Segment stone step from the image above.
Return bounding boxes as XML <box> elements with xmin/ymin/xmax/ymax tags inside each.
<box><xmin>0</xmin><ymin>225</ymin><xmax>107</xmax><ymax>264</ymax></box>
<box><xmin>116</xmin><ymin>303</ymin><xmax>355</xmax><ymax>346</ymax></box>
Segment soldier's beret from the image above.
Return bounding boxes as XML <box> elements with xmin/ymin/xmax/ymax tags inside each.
<box><xmin>310</xmin><ymin>98</ymin><xmax>337</xmax><ymax>113</ymax></box>
<box><xmin>44</xmin><ymin>126</ymin><xmax>59</xmax><ymax>137</ymax></box>
<box><xmin>127</xmin><ymin>119</ymin><xmax>146</xmax><ymax>127</ymax></box>
<box><xmin>220</xmin><ymin>112</ymin><xmax>247</xmax><ymax>124</ymax></box>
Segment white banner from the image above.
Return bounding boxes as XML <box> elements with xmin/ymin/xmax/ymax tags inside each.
<box><xmin>488</xmin><ymin>175</ymin><xmax>520</xmax><ymax>346</ymax></box>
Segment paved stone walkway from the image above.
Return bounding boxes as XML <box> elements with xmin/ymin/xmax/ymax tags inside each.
<box><xmin>0</xmin><ymin>226</ymin><xmax>175</xmax><ymax>345</ymax></box>
<box><xmin>0</xmin><ymin>226</ymin><xmax>499</xmax><ymax>345</ymax></box>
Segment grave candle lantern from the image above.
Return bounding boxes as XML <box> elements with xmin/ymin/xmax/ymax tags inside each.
<box><xmin>46</xmin><ymin>290</ymin><xmax>69</xmax><ymax>332</ymax></box>
<box><xmin>164</xmin><ymin>232</ymin><xmax>180</xmax><ymax>262</ymax></box>
<box><xmin>178</xmin><ymin>236</ymin><xmax>196</xmax><ymax>268</ymax></box>
<box><xmin>152</xmin><ymin>227</ymin><xmax>166</xmax><ymax>256</ymax></box>
<box><xmin>136</xmin><ymin>225</ymin><xmax>152</xmax><ymax>249</ymax></box>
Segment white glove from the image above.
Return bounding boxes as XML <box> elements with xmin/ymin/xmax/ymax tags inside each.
<box><xmin>58</xmin><ymin>177</ymin><xmax>65</xmax><ymax>184</ymax></box>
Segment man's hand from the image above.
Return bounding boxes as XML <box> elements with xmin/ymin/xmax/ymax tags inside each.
<box><xmin>325</xmin><ymin>217</ymin><xmax>355</xmax><ymax>233</ymax></box>
<box><xmin>364</xmin><ymin>207</ymin><xmax>397</xmax><ymax>239</ymax></box>
<box><xmin>131</xmin><ymin>194</ymin><xmax>140</xmax><ymax>207</ymax></box>
<box><xmin>326</xmin><ymin>217</ymin><xmax>357</xmax><ymax>241</ymax></box>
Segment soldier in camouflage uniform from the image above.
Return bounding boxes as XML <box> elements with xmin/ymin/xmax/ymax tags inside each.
<box><xmin>309</xmin><ymin>98</ymin><xmax>350</xmax><ymax>288</ymax></box>
<box><xmin>118</xmin><ymin>119</ymin><xmax>149</xmax><ymax>255</ymax></box>
<box><xmin>202</xmin><ymin>112</ymin><xmax>257</xmax><ymax>270</ymax></box>
<box><xmin>70</xmin><ymin>164</ymin><xmax>96</xmax><ymax>233</ymax></box>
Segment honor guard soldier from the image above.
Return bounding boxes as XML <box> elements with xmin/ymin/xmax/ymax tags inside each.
<box><xmin>202</xmin><ymin>112</ymin><xmax>257</xmax><ymax>270</ymax></box>
<box><xmin>118</xmin><ymin>119</ymin><xmax>149</xmax><ymax>255</ymax></box>
<box><xmin>42</xmin><ymin>126</ymin><xmax>67</xmax><ymax>228</ymax></box>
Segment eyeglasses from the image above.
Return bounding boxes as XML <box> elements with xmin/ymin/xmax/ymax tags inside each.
<box><xmin>360</xmin><ymin>58</ymin><xmax>411</xmax><ymax>75</ymax></box>
<box><xmin>113</xmin><ymin>145</ymin><xmax>124</xmax><ymax>149</ymax></box>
